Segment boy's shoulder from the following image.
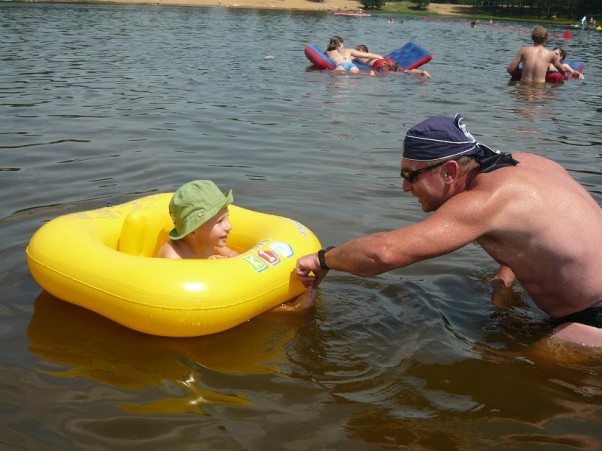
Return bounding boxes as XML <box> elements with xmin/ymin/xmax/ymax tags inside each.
<box><xmin>156</xmin><ymin>240</ymin><xmax>184</xmax><ymax>259</ymax></box>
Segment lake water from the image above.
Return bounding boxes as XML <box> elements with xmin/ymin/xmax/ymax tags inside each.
<box><xmin>1</xmin><ymin>2</ymin><xmax>601</xmax><ymax>448</ymax></box>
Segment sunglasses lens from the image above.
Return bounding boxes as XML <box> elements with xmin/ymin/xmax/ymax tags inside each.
<box><xmin>400</xmin><ymin>169</ymin><xmax>415</xmax><ymax>183</ymax></box>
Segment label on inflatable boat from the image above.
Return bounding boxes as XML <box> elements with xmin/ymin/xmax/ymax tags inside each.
<box><xmin>242</xmin><ymin>241</ymin><xmax>294</xmax><ymax>272</ymax></box>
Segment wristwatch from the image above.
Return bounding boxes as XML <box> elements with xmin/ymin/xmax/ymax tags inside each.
<box><xmin>317</xmin><ymin>246</ymin><xmax>335</xmax><ymax>270</ymax></box>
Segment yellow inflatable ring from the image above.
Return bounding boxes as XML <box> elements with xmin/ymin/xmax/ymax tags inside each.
<box><xmin>26</xmin><ymin>193</ymin><xmax>321</xmax><ymax>337</ymax></box>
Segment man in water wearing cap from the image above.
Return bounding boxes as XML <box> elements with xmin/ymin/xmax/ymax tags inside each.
<box><xmin>295</xmin><ymin>114</ymin><xmax>602</xmax><ymax>346</ymax></box>
<box><xmin>155</xmin><ymin>180</ymin><xmax>239</xmax><ymax>259</ymax></box>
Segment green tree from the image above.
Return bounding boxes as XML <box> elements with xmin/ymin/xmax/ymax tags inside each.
<box><xmin>468</xmin><ymin>0</ymin><xmax>601</xmax><ymax>19</ymax></box>
<box><xmin>360</xmin><ymin>0</ymin><xmax>384</xmax><ymax>9</ymax></box>
<box><xmin>410</xmin><ymin>0</ymin><xmax>431</xmax><ymax>9</ymax></box>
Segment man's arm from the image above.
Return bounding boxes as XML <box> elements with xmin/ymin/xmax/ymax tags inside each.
<box><xmin>296</xmin><ymin>192</ymin><xmax>491</xmax><ymax>287</ymax></box>
<box><xmin>563</xmin><ymin>63</ymin><xmax>584</xmax><ymax>79</ymax></box>
<box><xmin>490</xmin><ymin>264</ymin><xmax>522</xmax><ymax>309</ymax></box>
<box><xmin>506</xmin><ymin>48</ymin><xmax>524</xmax><ymax>74</ymax></box>
<box><xmin>350</xmin><ymin>49</ymin><xmax>384</xmax><ymax>60</ymax></box>
<box><xmin>404</xmin><ymin>68</ymin><xmax>431</xmax><ymax>78</ymax></box>
<box><xmin>549</xmin><ymin>52</ymin><xmax>569</xmax><ymax>79</ymax></box>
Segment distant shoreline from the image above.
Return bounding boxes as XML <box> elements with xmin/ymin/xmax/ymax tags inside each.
<box><xmin>25</xmin><ymin>0</ymin><xmax>366</xmax><ymax>12</ymax></box>
<box><xmin>14</xmin><ymin>0</ymin><xmax>575</xmax><ymax>25</ymax></box>
<box><xmin>12</xmin><ymin>0</ymin><xmax>476</xmax><ymax>16</ymax></box>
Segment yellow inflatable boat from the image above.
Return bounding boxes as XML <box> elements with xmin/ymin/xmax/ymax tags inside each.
<box><xmin>26</xmin><ymin>193</ymin><xmax>321</xmax><ymax>337</ymax></box>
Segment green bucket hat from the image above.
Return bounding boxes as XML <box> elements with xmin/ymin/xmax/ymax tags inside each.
<box><xmin>168</xmin><ymin>180</ymin><xmax>233</xmax><ymax>240</ymax></box>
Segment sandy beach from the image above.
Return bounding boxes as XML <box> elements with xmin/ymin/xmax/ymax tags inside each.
<box><xmin>98</xmin><ymin>0</ymin><xmax>365</xmax><ymax>11</ymax></box>
<box><xmin>64</xmin><ymin>0</ymin><xmax>471</xmax><ymax>15</ymax></box>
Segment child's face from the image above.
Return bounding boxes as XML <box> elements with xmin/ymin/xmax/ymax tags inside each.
<box><xmin>193</xmin><ymin>207</ymin><xmax>232</xmax><ymax>248</ymax></box>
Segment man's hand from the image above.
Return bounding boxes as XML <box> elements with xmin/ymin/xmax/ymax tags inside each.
<box><xmin>490</xmin><ymin>264</ymin><xmax>521</xmax><ymax>309</ymax></box>
<box><xmin>295</xmin><ymin>254</ymin><xmax>329</xmax><ymax>288</ymax></box>
<box><xmin>490</xmin><ymin>264</ymin><xmax>515</xmax><ymax>289</ymax></box>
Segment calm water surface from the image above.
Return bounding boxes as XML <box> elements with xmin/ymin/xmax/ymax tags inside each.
<box><xmin>1</xmin><ymin>3</ymin><xmax>601</xmax><ymax>449</ymax></box>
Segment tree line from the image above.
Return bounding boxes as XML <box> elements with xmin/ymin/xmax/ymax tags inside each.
<box><xmin>467</xmin><ymin>0</ymin><xmax>600</xmax><ymax>19</ymax></box>
<box><xmin>358</xmin><ymin>0</ymin><xmax>601</xmax><ymax>18</ymax></box>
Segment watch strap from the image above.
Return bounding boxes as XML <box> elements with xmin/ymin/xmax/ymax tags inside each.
<box><xmin>318</xmin><ymin>246</ymin><xmax>335</xmax><ymax>270</ymax></box>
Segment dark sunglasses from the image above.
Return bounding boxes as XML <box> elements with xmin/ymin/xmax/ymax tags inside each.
<box><xmin>400</xmin><ymin>159</ymin><xmax>450</xmax><ymax>184</ymax></box>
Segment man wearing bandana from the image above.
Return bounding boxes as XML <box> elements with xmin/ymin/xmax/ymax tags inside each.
<box><xmin>296</xmin><ymin>114</ymin><xmax>602</xmax><ymax>346</ymax></box>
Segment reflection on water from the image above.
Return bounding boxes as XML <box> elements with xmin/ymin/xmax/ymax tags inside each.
<box><xmin>1</xmin><ymin>2</ymin><xmax>601</xmax><ymax>448</ymax></box>
<box><xmin>507</xmin><ymin>82</ymin><xmax>557</xmax><ymax>120</ymax></box>
<box><xmin>28</xmin><ymin>293</ymin><xmax>295</xmax><ymax>413</ymax></box>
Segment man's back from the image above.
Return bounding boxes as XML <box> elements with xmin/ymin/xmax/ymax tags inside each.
<box><xmin>506</xmin><ymin>25</ymin><xmax>566</xmax><ymax>83</ymax></box>
<box><xmin>507</xmin><ymin>45</ymin><xmax>556</xmax><ymax>83</ymax></box>
<box><xmin>520</xmin><ymin>46</ymin><xmax>551</xmax><ymax>82</ymax></box>
<box><xmin>472</xmin><ymin>153</ymin><xmax>602</xmax><ymax>316</ymax></box>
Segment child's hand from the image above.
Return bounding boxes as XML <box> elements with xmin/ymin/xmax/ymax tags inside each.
<box><xmin>275</xmin><ymin>288</ymin><xmax>316</xmax><ymax>312</ymax></box>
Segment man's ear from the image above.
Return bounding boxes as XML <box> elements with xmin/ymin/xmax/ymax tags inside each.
<box><xmin>444</xmin><ymin>160</ymin><xmax>460</xmax><ymax>183</ymax></box>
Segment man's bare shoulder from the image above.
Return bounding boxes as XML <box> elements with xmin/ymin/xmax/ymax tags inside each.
<box><xmin>514</xmin><ymin>46</ymin><xmax>529</xmax><ymax>58</ymax></box>
<box><xmin>434</xmin><ymin>181</ymin><xmax>505</xmax><ymax>231</ymax></box>
<box><xmin>469</xmin><ymin>153</ymin><xmax>553</xmax><ymax>190</ymax></box>
<box><xmin>511</xmin><ymin>152</ymin><xmax>565</xmax><ymax>173</ymax></box>
<box><xmin>457</xmin><ymin>154</ymin><xmax>545</xmax><ymax>214</ymax></box>
<box><xmin>471</xmin><ymin>153</ymin><xmax>589</xmax><ymax>214</ymax></box>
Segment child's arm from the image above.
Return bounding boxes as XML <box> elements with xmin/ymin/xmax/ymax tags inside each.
<box><xmin>223</xmin><ymin>246</ymin><xmax>239</xmax><ymax>257</ymax></box>
<box><xmin>350</xmin><ymin>49</ymin><xmax>384</xmax><ymax>60</ymax></box>
<box><xmin>562</xmin><ymin>63</ymin><xmax>584</xmax><ymax>79</ymax></box>
<box><xmin>210</xmin><ymin>246</ymin><xmax>239</xmax><ymax>259</ymax></box>
<box><xmin>404</xmin><ymin>68</ymin><xmax>431</xmax><ymax>78</ymax></box>
<box><xmin>549</xmin><ymin>53</ymin><xmax>568</xmax><ymax>78</ymax></box>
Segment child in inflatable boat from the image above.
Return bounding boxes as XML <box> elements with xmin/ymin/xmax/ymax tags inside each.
<box><xmin>156</xmin><ymin>180</ymin><xmax>316</xmax><ymax>310</ymax></box>
<box><xmin>155</xmin><ymin>180</ymin><xmax>239</xmax><ymax>260</ymax></box>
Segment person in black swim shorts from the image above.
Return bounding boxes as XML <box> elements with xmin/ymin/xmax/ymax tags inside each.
<box><xmin>553</xmin><ymin>307</ymin><xmax>602</xmax><ymax>328</ymax></box>
<box><xmin>296</xmin><ymin>114</ymin><xmax>602</xmax><ymax>346</ymax></box>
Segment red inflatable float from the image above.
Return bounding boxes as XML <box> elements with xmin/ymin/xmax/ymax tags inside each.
<box><xmin>509</xmin><ymin>60</ymin><xmax>584</xmax><ymax>83</ymax></box>
<box><xmin>304</xmin><ymin>41</ymin><xmax>432</xmax><ymax>72</ymax></box>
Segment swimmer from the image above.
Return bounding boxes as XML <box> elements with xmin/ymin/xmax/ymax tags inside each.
<box><xmin>549</xmin><ymin>47</ymin><xmax>584</xmax><ymax>79</ymax></box>
<box><xmin>354</xmin><ymin>44</ymin><xmax>430</xmax><ymax>77</ymax></box>
<box><xmin>506</xmin><ymin>25</ymin><xmax>568</xmax><ymax>83</ymax></box>
<box><xmin>325</xmin><ymin>36</ymin><xmax>383</xmax><ymax>73</ymax></box>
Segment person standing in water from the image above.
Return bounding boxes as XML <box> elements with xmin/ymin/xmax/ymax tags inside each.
<box><xmin>296</xmin><ymin>114</ymin><xmax>602</xmax><ymax>346</ymax></box>
<box><xmin>506</xmin><ymin>25</ymin><xmax>568</xmax><ymax>83</ymax></box>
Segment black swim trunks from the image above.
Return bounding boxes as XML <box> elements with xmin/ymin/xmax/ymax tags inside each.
<box><xmin>552</xmin><ymin>307</ymin><xmax>602</xmax><ymax>328</ymax></box>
